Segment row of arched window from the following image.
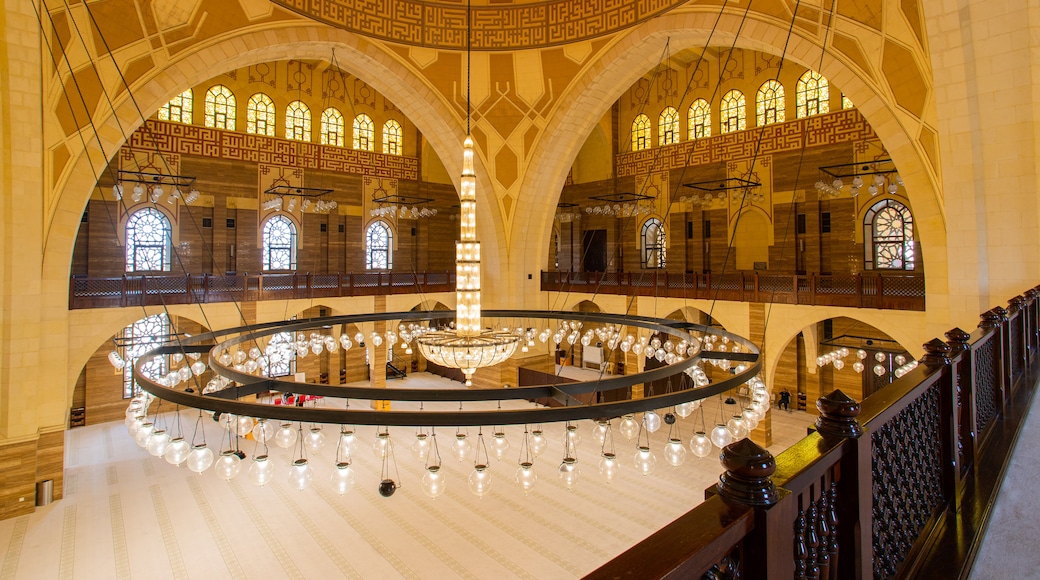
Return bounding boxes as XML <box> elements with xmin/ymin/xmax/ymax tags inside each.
<box><xmin>631</xmin><ymin>199</ymin><xmax>914</xmax><ymax>270</ymax></box>
<box><xmin>158</xmin><ymin>87</ymin><xmax>404</xmax><ymax>154</ymax></box>
<box><xmin>125</xmin><ymin>208</ymin><xmax>396</xmax><ymax>273</ymax></box>
<box><xmin>631</xmin><ymin>70</ymin><xmax>855</xmax><ymax>151</ymax></box>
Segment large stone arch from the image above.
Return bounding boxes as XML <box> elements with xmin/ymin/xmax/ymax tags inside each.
<box><xmin>512</xmin><ymin>7</ymin><xmax>946</xmax><ymax>322</ymax></box>
<box><xmin>42</xmin><ymin>25</ymin><xmax>500</xmax><ymax>331</ymax></box>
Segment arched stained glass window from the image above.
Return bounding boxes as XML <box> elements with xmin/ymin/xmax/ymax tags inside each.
<box><xmin>864</xmin><ymin>199</ymin><xmax>915</xmax><ymax>270</ymax></box>
<box><xmin>158</xmin><ymin>89</ymin><xmax>192</xmax><ymax>124</ymax></box>
<box><xmin>366</xmin><ymin>221</ymin><xmax>393</xmax><ymax>269</ymax></box>
<box><xmin>262</xmin><ymin>215</ymin><xmax>297</xmax><ymax>271</ymax></box>
<box><xmin>756</xmin><ymin>80</ymin><xmax>785</xmax><ymax>126</ymax></box>
<box><xmin>121</xmin><ymin>314</ymin><xmax>170</xmax><ymax>398</ymax></box>
<box><xmin>353</xmin><ymin>114</ymin><xmax>375</xmax><ymax>151</ymax></box>
<box><xmin>796</xmin><ymin>70</ymin><xmax>829</xmax><ymax>118</ymax></box>
<box><xmin>320</xmin><ymin>108</ymin><xmax>345</xmax><ymax>146</ymax></box>
<box><xmin>285</xmin><ymin>100</ymin><xmax>311</xmax><ymax>141</ymax></box>
<box><xmin>125</xmin><ymin>208</ymin><xmax>172</xmax><ymax>272</ymax></box>
<box><xmin>720</xmin><ymin>90</ymin><xmax>746</xmax><ymax>134</ymax></box>
<box><xmin>688</xmin><ymin>99</ymin><xmax>711</xmax><ymax>139</ymax></box>
<box><xmin>842</xmin><ymin>94</ymin><xmax>855</xmax><ymax>109</ymax></box>
<box><xmin>659</xmin><ymin>107</ymin><xmax>680</xmax><ymax>146</ymax></box>
<box><xmin>631</xmin><ymin>114</ymin><xmax>651</xmax><ymax>151</ymax></box>
<box><xmin>641</xmin><ymin>218</ymin><xmax>666</xmax><ymax>268</ymax></box>
<box><xmin>383</xmin><ymin>119</ymin><xmax>403</xmax><ymax>155</ymax></box>
<box><xmin>246</xmin><ymin>93</ymin><xmax>275</xmax><ymax>136</ymax></box>
<box><xmin>260</xmin><ymin>331</ymin><xmax>295</xmax><ymax>378</ymax></box>
<box><xmin>204</xmin><ymin>85</ymin><xmax>236</xmax><ymax>130</ymax></box>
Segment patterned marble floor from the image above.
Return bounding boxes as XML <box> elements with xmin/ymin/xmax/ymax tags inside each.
<box><xmin>0</xmin><ymin>372</ymin><xmax>814</xmax><ymax>580</ymax></box>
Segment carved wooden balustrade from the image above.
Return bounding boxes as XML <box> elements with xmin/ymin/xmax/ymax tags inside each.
<box><xmin>541</xmin><ymin>271</ymin><xmax>926</xmax><ymax>311</ymax></box>
<box><xmin>587</xmin><ymin>286</ymin><xmax>1040</xmax><ymax>579</ymax></box>
<box><xmin>68</xmin><ymin>272</ymin><xmax>456</xmax><ymax>309</ymax></box>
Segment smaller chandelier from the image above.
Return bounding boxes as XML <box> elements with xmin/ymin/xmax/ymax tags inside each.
<box><xmin>416</xmin><ymin>136</ymin><xmax>519</xmax><ymax>385</ymax></box>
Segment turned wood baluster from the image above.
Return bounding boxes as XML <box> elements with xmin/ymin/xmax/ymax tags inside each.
<box><xmin>806</xmin><ymin>502</ymin><xmax>820</xmax><ymax>580</ymax></box>
<box><xmin>816</xmin><ymin>494</ymin><xmax>831</xmax><ymax>579</ymax></box>
<box><xmin>794</xmin><ymin>510</ymin><xmax>808</xmax><ymax>580</ymax></box>
<box><xmin>827</xmin><ymin>483</ymin><xmax>840</xmax><ymax>580</ymax></box>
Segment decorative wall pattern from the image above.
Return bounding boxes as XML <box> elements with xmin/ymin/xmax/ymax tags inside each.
<box><xmin>270</xmin><ymin>0</ymin><xmax>687</xmax><ymax>50</ymax></box>
<box><xmin>128</xmin><ymin>120</ymin><xmax>418</xmax><ymax>180</ymax></box>
<box><xmin>617</xmin><ymin>109</ymin><xmax>876</xmax><ymax>177</ymax></box>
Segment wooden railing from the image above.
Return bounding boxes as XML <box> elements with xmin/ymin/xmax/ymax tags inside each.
<box><xmin>587</xmin><ymin>286</ymin><xmax>1040</xmax><ymax>579</ymax></box>
<box><xmin>68</xmin><ymin>272</ymin><xmax>456</xmax><ymax>309</ymax></box>
<box><xmin>541</xmin><ymin>271</ymin><xmax>926</xmax><ymax>311</ymax></box>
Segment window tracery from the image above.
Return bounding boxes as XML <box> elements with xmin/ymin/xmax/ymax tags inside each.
<box><xmin>756</xmin><ymin>80</ymin><xmax>785</xmax><ymax>126</ymax></box>
<box><xmin>366</xmin><ymin>221</ymin><xmax>393</xmax><ymax>269</ymax></box>
<box><xmin>688</xmin><ymin>99</ymin><xmax>711</xmax><ymax>139</ymax></box>
<box><xmin>353</xmin><ymin>114</ymin><xmax>375</xmax><ymax>151</ymax></box>
<box><xmin>721</xmin><ymin>90</ymin><xmax>746</xmax><ymax>134</ymax></box>
<box><xmin>204</xmin><ymin>85</ymin><xmax>236</xmax><ymax>130</ymax></box>
<box><xmin>262</xmin><ymin>215</ymin><xmax>297</xmax><ymax>271</ymax></box>
<box><xmin>632</xmin><ymin>114</ymin><xmax>651</xmax><ymax>151</ymax></box>
<box><xmin>125</xmin><ymin>208</ymin><xmax>172</xmax><ymax>272</ymax></box>
<box><xmin>246</xmin><ymin>93</ymin><xmax>276</xmax><ymax>136</ymax></box>
<box><xmin>796</xmin><ymin>71</ymin><xmax>829</xmax><ymax>118</ymax></box>
<box><xmin>158</xmin><ymin>89</ymin><xmax>192</xmax><ymax>124</ymax></box>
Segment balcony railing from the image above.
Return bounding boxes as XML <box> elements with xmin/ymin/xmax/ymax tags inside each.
<box><xmin>542</xmin><ymin>270</ymin><xmax>926</xmax><ymax>311</ymax></box>
<box><xmin>587</xmin><ymin>287</ymin><xmax>1040</xmax><ymax>579</ymax></box>
<box><xmin>69</xmin><ymin>272</ymin><xmax>456</xmax><ymax>309</ymax></box>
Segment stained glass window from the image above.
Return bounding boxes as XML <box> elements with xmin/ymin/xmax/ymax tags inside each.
<box><xmin>720</xmin><ymin>90</ymin><xmax>746</xmax><ymax>134</ymax></box>
<box><xmin>158</xmin><ymin>89</ymin><xmax>192</xmax><ymax>124</ymax></box>
<box><xmin>204</xmin><ymin>85</ymin><xmax>236</xmax><ymax>130</ymax></box>
<box><xmin>260</xmin><ymin>331</ymin><xmax>295</xmax><ymax>378</ymax></box>
<box><xmin>122</xmin><ymin>314</ymin><xmax>170</xmax><ymax>398</ymax></box>
<box><xmin>796</xmin><ymin>70</ymin><xmax>829</xmax><ymax>118</ymax></box>
<box><xmin>631</xmin><ymin>114</ymin><xmax>651</xmax><ymax>151</ymax></box>
<box><xmin>688</xmin><ymin>99</ymin><xmax>711</xmax><ymax>139</ymax></box>
<box><xmin>285</xmin><ymin>100</ymin><xmax>311</xmax><ymax>141</ymax></box>
<box><xmin>659</xmin><ymin>107</ymin><xmax>679</xmax><ymax>146</ymax></box>
<box><xmin>641</xmin><ymin>218</ymin><xmax>666</xmax><ymax>268</ymax></box>
<box><xmin>353</xmin><ymin>114</ymin><xmax>374</xmax><ymax>151</ymax></box>
<box><xmin>756</xmin><ymin>80</ymin><xmax>785</xmax><ymax>126</ymax></box>
<box><xmin>320</xmin><ymin>108</ymin><xmax>345</xmax><ymax>146</ymax></box>
<box><xmin>125</xmin><ymin>208</ymin><xmax>172</xmax><ymax>272</ymax></box>
<box><xmin>383</xmin><ymin>119</ymin><xmax>403</xmax><ymax>155</ymax></box>
<box><xmin>864</xmin><ymin>199</ymin><xmax>915</xmax><ymax>270</ymax></box>
<box><xmin>842</xmin><ymin>94</ymin><xmax>855</xmax><ymax>109</ymax></box>
<box><xmin>262</xmin><ymin>215</ymin><xmax>297</xmax><ymax>271</ymax></box>
<box><xmin>246</xmin><ymin>93</ymin><xmax>275</xmax><ymax>136</ymax></box>
<box><xmin>366</xmin><ymin>221</ymin><xmax>392</xmax><ymax>269</ymax></box>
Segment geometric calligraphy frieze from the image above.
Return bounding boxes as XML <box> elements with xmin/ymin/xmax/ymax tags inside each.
<box><xmin>128</xmin><ymin>120</ymin><xmax>418</xmax><ymax>180</ymax></box>
<box><xmin>617</xmin><ymin>108</ymin><xmax>876</xmax><ymax>177</ymax></box>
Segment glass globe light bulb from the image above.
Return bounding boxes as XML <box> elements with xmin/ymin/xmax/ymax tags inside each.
<box><xmin>186</xmin><ymin>444</ymin><xmax>215</xmax><ymax>474</ymax></box>
<box><xmin>248</xmin><ymin>455</ymin><xmax>275</xmax><ymax>487</ymax></box>
<box><xmin>305</xmin><ymin>427</ymin><xmax>326</xmax><ymax>452</ymax></box>
<box><xmin>642</xmin><ymin>410</ymin><xmax>662</xmax><ymax>433</ymax></box>
<box><xmin>529</xmin><ymin>430</ymin><xmax>547</xmax><ymax>457</ymax></box>
<box><xmin>514</xmin><ymin>462</ymin><xmax>538</xmax><ymax>495</ymax></box>
<box><xmin>468</xmin><ymin>464</ymin><xmax>492</xmax><ymax>498</ymax></box>
<box><xmin>592</xmin><ymin>421</ymin><xmax>609</xmax><ymax>445</ymax></box>
<box><xmin>894</xmin><ymin>354</ymin><xmax>907</xmax><ymax>366</ymax></box>
<box><xmin>219</xmin><ymin>414</ymin><xmax>237</xmax><ymax>431</ymax></box>
<box><xmin>874</xmin><ymin>364</ymin><xmax>887</xmax><ymax>377</ymax></box>
<box><xmin>340</xmin><ymin>430</ymin><xmax>359</xmax><ymax>455</ymax></box>
<box><xmin>674</xmin><ymin>402</ymin><xmax>694</xmax><ymax>418</ymax></box>
<box><xmin>146</xmin><ymin>429</ymin><xmax>171</xmax><ymax>457</ymax></box>
<box><xmin>373</xmin><ymin>432</ymin><xmax>391</xmax><ymax>458</ymax></box>
<box><xmin>617</xmin><ymin>415</ymin><xmax>639</xmax><ymax>441</ymax></box>
<box><xmin>633</xmin><ymin>446</ymin><xmax>656</xmax><ymax>476</ymax></box>
<box><xmin>251</xmin><ymin>420</ymin><xmax>273</xmax><ymax>443</ymax></box>
<box><xmin>853</xmin><ymin>361</ymin><xmax>865</xmax><ymax>373</ymax></box>
<box><xmin>421</xmin><ymin>465</ymin><xmax>446</xmax><ymax>499</ymax></box>
<box><xmin>236</xmin><ymin>416</ymin><xmax>254</xmax><ymax>437</ymax></box>
<box><xmin>564</xmin><ymin>425</ymin><xmax>581</xmax><ymax>448</ymax></box>
<box><xmin>274</xmin><ymin>423</ymin><xmax>298</xmax><ymax>449</ymax></box>
<box><xmin>135</xmin><ymin>422</ymin><xmax>155</xmax><ymax>447</ymax></box>
<box><xmin>331</xmin><ymin>462</ymin><xmax>357</xmax><ymax>495</ymax></box>
<box><xmin>163</xmin><ymin>437</ymin><xmax>190</xmax><ymax>465</ymax></box>
<box><xmin>558</xmin><ymin>457</ymin><xmax>580</xmax><ymax>490</ymax></box>
<box><xmin>875</xmin><ymin>351</ymin><xmax>887</xmax><ymax>363</ymax></box>
<box><xmin>689</xmin><ymin>431</ymin><xmax>713</xmax><ymax>458</ymax></box>
<box><xmin>490</xmin><ymin>432</ymin><xmax>510</xmax><ymax>460</ymax></box>
<box><xmin>598</xmin><ymin>452</ymin><xmax>621</xmax><ymax>483</ymax></box>
<box><xmin>412</xmin><ymin>433</ymin><xmax>431</xmax><ymax>462</ymax></box>
<box><xmin>288</xmin><ymin>459</ymin><xmax>314</xmax><ymax>491</ymax></box>
<box><xmin>857</xmin><ymin>349</ymin><xmax>868</xmax><ymax>360</ymax></box>
<box><xmin>727</xmin><ymin>415</ymin><xmax>749</xmax><ymax>440</ymax></box>
<box><xmin>664</xmin><ymin>438</ymin><xmax>687</xmax><ymax>467</ymax></box>
<box><xmin>214</xmin><ymin>450</ymin><xmax>243</xmax><ymax>480</ymax></box>
<box><xmin>710</xmin><ymin>424</ymin><xmax>734</xmax><ymax>449</ymax></box>
<box><xmin>452</xmin><ymin>433</ymin><xmax>472</xmax><ymax>461</ymax></box>
<box><xmin>833</xmin><ymin>359</ymin><xmax>845</xmax><ymax>370</ymax></box>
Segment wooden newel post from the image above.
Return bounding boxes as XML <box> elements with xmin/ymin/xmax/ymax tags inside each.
<box><xmin>718</xmin><ymin>438</ymin><xmax>780</xmax><ymax>506</ymax></box>
<box><xmin>946</xmin><ymin>327</ymin><xmax>976</xmax><ymax>481</ymax></box>
<box><xmin>814</xmin><ymin>389</ymin><xmax>863</xmax><ymax>439</ymax></box>
<box><xmin>923</xmin><ymin>337</ymin><xmax>961</xmax><ymax>511</ymax></box>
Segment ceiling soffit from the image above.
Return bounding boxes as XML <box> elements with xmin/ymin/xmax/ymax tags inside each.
<box><xmin>268</xmin><ymin>0</ymin><xmax>690</xmax><ymax>50</ymax></box>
